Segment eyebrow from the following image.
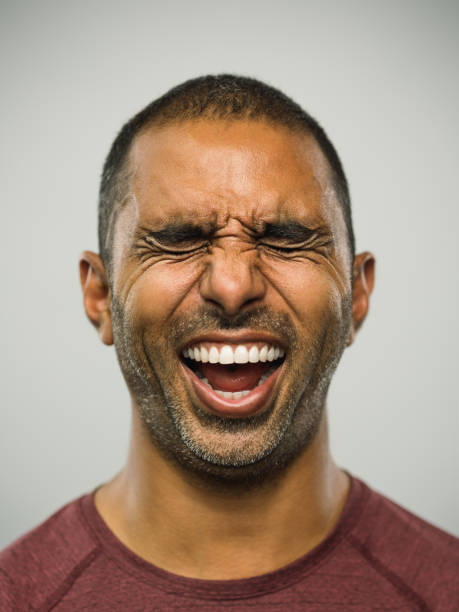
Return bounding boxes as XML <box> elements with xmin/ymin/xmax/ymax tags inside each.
<box><xmin>141</xmin><ymin>223</ymin><xmax>215</xmax><ymax>245</ymax></box>
<box><xmin>262</xmin><ymin>221</ymin><xmax>316</xmax><ymax>242</ymax></box>
<box><xmin>140</xmin><ymin>220</ymin><xmax>318</xmax><ymax>245</ymax></box>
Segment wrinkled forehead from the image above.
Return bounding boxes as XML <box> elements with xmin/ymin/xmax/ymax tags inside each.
<box><xmin>109</xmin><ymin>120</ymin><xmax>353</xmax><ymax>280</ymax></box>
<box><xmin>125</xmin><ymin>120</ymin><xmax>342</xmax><ymax>233</ymax></box>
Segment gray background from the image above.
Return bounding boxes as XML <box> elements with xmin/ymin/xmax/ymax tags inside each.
<box><xmin>1</xmin><ymin>0</ymin><xmax>458</xmax><ymax>548</ymax></box>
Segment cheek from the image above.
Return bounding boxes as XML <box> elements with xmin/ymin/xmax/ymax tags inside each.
<box><xmin>124</xmin><ymin>263</ymin><xmax>200</xmax><ymax>327</ymax></box>
<box><xmin>266</xmin><ymin>263</ymin><xmax>343</xmax><ymax>327</ymax></box>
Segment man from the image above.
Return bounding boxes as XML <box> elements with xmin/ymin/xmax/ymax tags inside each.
<box><xmin>1</xmin><ymin>75</ymin><xmax>457</xmax><ymax>610</ymax></box>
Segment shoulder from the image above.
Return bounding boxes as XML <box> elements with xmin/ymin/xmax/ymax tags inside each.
<box><xmin>0</xmin><ymin>494</ymin><xmax>100</xmax><ymax>611</ymax></box>
<box><xmin>348</xmin><ymin>478</ymin><xmax>459</xmax><ymax>610</ymax></box>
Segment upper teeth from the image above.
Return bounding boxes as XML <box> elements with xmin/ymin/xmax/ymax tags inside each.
<box><xmin>182</xmin><ymin>344</ymin><xmax>284</xmax><ymax>364</ymax></box>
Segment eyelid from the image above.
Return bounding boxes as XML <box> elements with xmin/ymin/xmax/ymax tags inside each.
<box><xmin>260</xmin><ymin>234</ymin><xmax>332</xmax><ymax>255</ymax></box>
<box><xmin>261</xmin><ymin>241</ymin><xmax>307</xmax><ymax>252</ymax></box>
<box><xmin>142</xmin><ymin>236</ymin><xmax>209</xmax><ymax>254</ymax></box>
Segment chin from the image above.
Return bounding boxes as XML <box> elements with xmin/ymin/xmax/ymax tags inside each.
<box><xmin>141</xmin><ymin>378</ymin><xmax>327</xmax><ymax>491</ymax></box>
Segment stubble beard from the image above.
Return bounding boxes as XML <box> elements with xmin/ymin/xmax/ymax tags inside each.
<box><xmin>111</xmin><ymin>297</ymin><xmax>352</xmax><ymax>487</ymax></box>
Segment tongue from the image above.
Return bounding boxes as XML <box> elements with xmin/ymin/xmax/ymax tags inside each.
<box><xmin>198</xmin><ymin>362</ymin><xmax>271</xmax><ymax>392</ymax></box>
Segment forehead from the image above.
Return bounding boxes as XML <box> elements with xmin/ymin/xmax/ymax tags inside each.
<box><xmin>127</xmin><ymin>119</ymin><xmax>342</xmax><ymax>231</ymax></box>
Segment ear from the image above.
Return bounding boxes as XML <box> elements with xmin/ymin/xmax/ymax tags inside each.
<box><xmin>79</xmin><ymin>251</ymin><xmax>113</xmax><ymax>346</ymax></box>
<box><xmin>347</xmin><ymin>252</ymin><xmax>375</xmax><ymax>347</ymax></box>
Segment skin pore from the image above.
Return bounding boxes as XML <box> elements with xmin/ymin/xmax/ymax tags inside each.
<box><xmin>80</xmin><ymin>119</ymin><xmax>375</xmax><ymax>580</ymax></box>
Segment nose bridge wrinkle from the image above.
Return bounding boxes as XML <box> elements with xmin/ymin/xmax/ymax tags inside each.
<box><xmin>215</xmin><ymin>232</ymin><xmax>255</xmax><ymax>254</ymax></box>
<box><xmin>212</xmin><ymin>236</ymin><xmax>258</xmax><ymax>278</ymax></box>
<box><xmin>199</xmin><ymin>237</ymin><xmax>266</xmax><ymax>315</ymax></box>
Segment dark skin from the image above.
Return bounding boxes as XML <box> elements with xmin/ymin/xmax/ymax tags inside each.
<box><xmin>80</xmin><ymin>119</ymin><xmax>375</xmax><ymax>580</ymax></box>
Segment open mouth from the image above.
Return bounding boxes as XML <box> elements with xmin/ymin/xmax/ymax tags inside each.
<box><xmin>179</xmin><ymin>340</ymin><xmax>286</xmax><ymax>417</ymax></box>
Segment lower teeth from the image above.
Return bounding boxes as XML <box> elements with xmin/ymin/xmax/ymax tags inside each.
<box><xmin>214</xmin><ymin>389</ymin><xmax>250</xmax><ymax>399</ymax></box>
<box><xmin>197</xmin><ymin>370</ymin><xmax>274</xmax><ymax>400</ymax></box>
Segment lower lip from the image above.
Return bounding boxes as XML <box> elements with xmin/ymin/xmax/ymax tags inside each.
<box><xmin>180</xmin><ymin>361</ymin><xmax>284</xmax><ymax>418</ymax></box>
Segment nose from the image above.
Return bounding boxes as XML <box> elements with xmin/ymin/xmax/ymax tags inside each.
<box><xmin>199</xmin><ymin>243</ymin><xmax>266</xmax><ymax>316</ymax></box>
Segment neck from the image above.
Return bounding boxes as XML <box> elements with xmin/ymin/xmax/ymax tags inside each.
<box><xmin>95</xmin><ymin>406</ymin><xmax>349</xmax><ymax>580</ymax></box>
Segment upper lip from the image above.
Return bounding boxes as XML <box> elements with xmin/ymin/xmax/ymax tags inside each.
<box><xmin>179</xmin><ymin>330</ymin><xmax>287</xmax><ymax>352</ymax></box>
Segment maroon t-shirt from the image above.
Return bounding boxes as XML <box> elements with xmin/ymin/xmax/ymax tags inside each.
<box><xmin>1</xmin><ymin>476</ymin><xmax>458</xmax><ymax>611</ymax></box>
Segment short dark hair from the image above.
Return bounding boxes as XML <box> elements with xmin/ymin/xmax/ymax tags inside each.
<box><xmin>98</xmin><ymin>74</ymin><xmax>355</xmax><ymax>270</ymax></box>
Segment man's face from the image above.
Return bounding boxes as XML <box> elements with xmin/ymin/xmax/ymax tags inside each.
<box><xmin>108</xmin><ymin>119</ymin><xmax>353</xmax><ymax>480</ymax></box>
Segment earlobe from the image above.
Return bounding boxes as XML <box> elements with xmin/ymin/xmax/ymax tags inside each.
<box><xmin>347</xmin><ymin>252</ymin><xmax>375</xmax><ymax>346</ymax></box>
<box><xmin>79</xmin><ymin>251</ymin><xmax>113</xmax><ymax>346</ymax></box>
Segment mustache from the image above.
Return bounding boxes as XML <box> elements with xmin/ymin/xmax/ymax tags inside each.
<box><xmin>167</xmin><ymin>305</ymin><xmax>298</xmax><ymax>348</ymax></box>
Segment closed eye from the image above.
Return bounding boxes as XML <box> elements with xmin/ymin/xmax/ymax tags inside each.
<box><xmin>259</xmin><ymin>222</ymin><xmax>332</xmax><ymax>257</ymax></box>
<box><xmin>261</xmin><ymin>243</ymin><xmax>306</xmax><ymax>254</ymax></box>
<box><xmin>157</xmin><ymin>243</ymin><xmax>208</xmax><ymax>255</ymax></box>
<box><xmin>138</xmin><ymin>236</ymin><xmax>209</xmax><ymax>258</ymax></box>
<box><xmin>135</xmin><ymin>223</ymin><xmax>214</xmax><ymax>257</ymax></box>
<box><xmin>260</xmin><ymin>237</ymin><xmax>333</xmax><ymax>259</ymax></box>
